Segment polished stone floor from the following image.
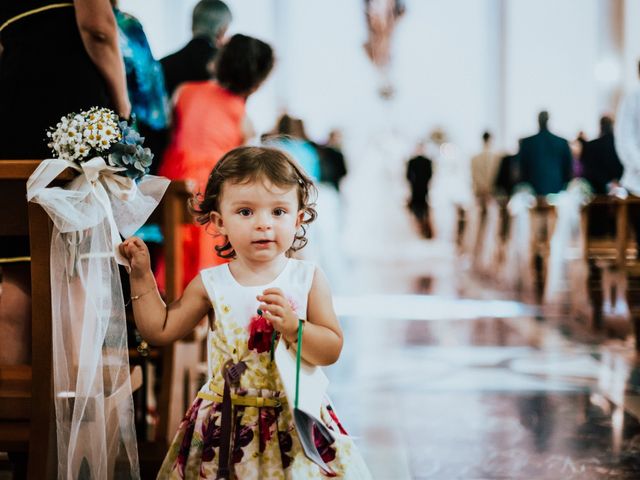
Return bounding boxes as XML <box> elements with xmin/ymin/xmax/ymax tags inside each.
<box><xmin>325</xmin><ymin>244</ymin><xmax>640</xmax><ymax>480</ymax></box>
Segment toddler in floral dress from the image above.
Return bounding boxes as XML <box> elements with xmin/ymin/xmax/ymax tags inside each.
<box><xmin>120</xmin><ymin>146</ymin><xmax>371</xmax><ymax>479</ymax></box>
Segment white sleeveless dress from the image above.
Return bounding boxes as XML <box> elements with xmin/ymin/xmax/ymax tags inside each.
<box><xmin>157</xmin><ymin>259</ymin><xmax>371</xmax><ymax>479</ymax></box>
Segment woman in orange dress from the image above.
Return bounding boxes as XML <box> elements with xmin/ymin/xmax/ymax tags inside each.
<box><xmin>157</xmin><ymin>34</ymin><xmax>274</xmax><ymax>292</ymax></box>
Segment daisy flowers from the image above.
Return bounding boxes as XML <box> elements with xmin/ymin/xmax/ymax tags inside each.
<box><xmin>46</xmin><ymin>107</ymin><xmax>153</xmax><ymax>180</ymax></box>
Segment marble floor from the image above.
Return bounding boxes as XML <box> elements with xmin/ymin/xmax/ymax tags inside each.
<box><xmin>325</xmin><ymin>246</ymin><xmax>640</xmax><ymax>480</ymax></box>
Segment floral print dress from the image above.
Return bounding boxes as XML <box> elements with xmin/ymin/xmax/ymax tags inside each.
<box><xmin>157</xmin><ymin>259</ymin><xmax>372</xmax><ymax>479</ymax></box>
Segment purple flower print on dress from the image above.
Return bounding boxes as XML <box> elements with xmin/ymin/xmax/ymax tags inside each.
<box><xmin>176</xmin><ymin>397</ymin><xmax>203</xmax><ymax>477</ymax></box>
<box><xmin>278</xmin><ymin>430</ymin><xmax>293</xmax><ymax>469</ymax></box>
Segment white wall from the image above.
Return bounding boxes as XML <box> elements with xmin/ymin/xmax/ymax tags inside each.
<box><xmin>503</xmin><ymin>0</ymin><xmax>599</xmax><ymax>148</ymax></box>
<box><xmin>120</xmin><ymin>0</ymin><xmax>625</xmax><ymax>158</ymax></box>
<box><xmin>623</xmin><ymin>0</ymin><xmax>640</xmax><ymax>90</ymax></box>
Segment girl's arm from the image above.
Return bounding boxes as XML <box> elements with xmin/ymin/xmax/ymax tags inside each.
<box><xmin>258</xmin><ymin>268</ymin><xmax>343</xmax><ymax>366</ymax></box>
<box><xmin>121</xmin><ymin>238</ymin><xmax>211</xmax><ymax>346</ymax></box>
<box><xmin>75</xmin><ymin>0</ymin><xmax>131</xmax><ymax>119</ymax></box>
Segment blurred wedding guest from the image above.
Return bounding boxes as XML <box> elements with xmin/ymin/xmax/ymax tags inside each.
<box><xmin>615</xmin><ymin>61</ymin><xmax>640</xmax><ymax>196</ymax></box>
<box><xmin>494</xmin><ymin>151</ymin><xmax>521</xmax><ymax>198</ymax></box>
<box><xmin>570</xmin><ymin>131</ymin><xmax>588</xmax><ymax>178</ymax></box>
<box><xmin>112</xmin><ymin>0</ymin><xmax>169</xmax><ymax>173</ymax></box>
<box><xmin>317</xmin><ymin>129</ymin><xmax>348</xmax><ymax>191</ymax></box>
<box><xmin>0</xmin><ymin>0</ymin><xmax>130</xmax><ymax>365</ymax></box>
<box><xmin>406</xmin><ymin>141</ymin><xmax>433</xmax><ymax>238</ymax></box>
<box><xmin>471</xmin><ymin>131</ymin><xmax>501</xmax><ymax>200</ymax></box>
<box><xmin>518</xmin><ymin>111</ymin><xmax>573</xmax><ymax>195</ymax></box>
<box><xmin>161</xmin><ymin>0</ymin><xmax>231</xmax><ymax>98</ymax></box>
<box><xmin>470</xmin><ymin>131</ymin><xmax>501</xmax><ymax>258</ymax></box>
<box><xmin>614</xmin><ymin>60</ymin><xmax>640</xmax><ymax>250</ymax></box>
<box><xmin>580</xmin><ymin>115</ymin><xmax>623</xmax><ymax>238</ymax></box>
<box><xmin>581</xmin><ymin>115</ymin><xmax>622</xmax><ymax>195</ymax></box>
<box><xmin>0</xmin><ymin>0</ymin><xmax>130</xmax><ymax>159</ymax></box>
<box><xmin>157</xmin><ymin>34</ymin><xmax>274</xmax><ymax>291</ymax></box>
<box><xmin>270</xmin><ymin>115</ymin><xmax>322</xmax><ymax>180</ymax></box>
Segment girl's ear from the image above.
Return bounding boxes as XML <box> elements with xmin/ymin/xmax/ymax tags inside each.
<box><xmin>296</xmin><ymin>209</ymin><xmax>304</xmax><ymax>228</ymax></box>
<box><xmin>210</xmin><ymin>211</ymin><xmax>226</xmax><ymax>235</ymax></box>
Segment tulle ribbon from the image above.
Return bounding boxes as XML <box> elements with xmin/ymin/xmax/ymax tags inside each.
<box><xmin>501</xmin><ymin>190</ymin><xmax>536</xmax><ymax>292</ymax></box>
<box><xmin>544</xmin><ymin>182</ymin><xmax>592</xmax><ymax>306</ymax></box>
<box><xmin>26</xmin><ymin>157</ymin><xmax>170</xmax><ymax>479</ymax></box>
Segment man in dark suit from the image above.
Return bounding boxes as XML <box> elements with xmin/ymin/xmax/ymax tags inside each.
<box><xmin>580</xmin><ymin>115</ymin><xmax>623</xmax><ymax>237</ymax></box>
<box><xmin>160</xmin><ymin>0</ymin><xmax>232</xmax><ymax>97</ymax></box>
<box><xmin>518</xmin><ymin>111</ymin><xmax>573</xmax><ymax>195</ymax></box>
<box><xmin>406</xmin><ymin>142</ymin><xmax>434</xmax><ymax>238</ymax></box>
<box><xmin>581</xmin><ymin>115</ymin><xmax>622</xmax><ymax>194</ymax></box>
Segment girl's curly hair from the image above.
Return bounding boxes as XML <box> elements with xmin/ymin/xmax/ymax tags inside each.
<box><xmin>191</xmin><ymin>146</ymin><xmax>318</xmax><ymax>259</ymax></box>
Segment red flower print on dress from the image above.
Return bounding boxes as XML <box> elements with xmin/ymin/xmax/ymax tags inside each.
<box><xmin>231</xmin><ymin>424</ymin><xmax>254</xmax><ymax>464</ymax></box>
<box><xmin>313</xmin><ymin>424</ymin><xmax>337</xmax><ymax>476</ymax></box>
<box><xmin>326</xmin><ymin>405</ymin><xmax>348</xmax><ymax>435</ymax></box>
<box><xmin>247</xmin><ymin>312</ymin><xmax>274</xmax><ymax>353</ymax></box>
<box><xmin>258</xmin><ymin>407</ymin><xmax>279</xmax><ymax>452</ymax></box>
<box><xmin>200</xmin><ymin>413</ymin><xmax>222</xmax><ymax>463</ymax></box>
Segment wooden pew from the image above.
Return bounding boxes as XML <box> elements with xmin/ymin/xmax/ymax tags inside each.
<box><xmin>582</xmin><ymin>196</ymin><xmax>640</xmax><ymax>342</ymax></box>
<box><xmin>154</xmin><ymin>180</ymin><xmax>193</xmax><ymax>445</ymax></box>
<box><xmin>0</xmin><ymin>160</ymin><xmax>71</xmax><ymax>478</ymax></box>
<box><xmin>128</xmin><ymin>179</ymin><xmax>194</xmax><ymax>475</ymax></box>
<box><xmin>0</xmin><ymin>160</ymin><xmax>145</xmax><ymax>478</ymax></box>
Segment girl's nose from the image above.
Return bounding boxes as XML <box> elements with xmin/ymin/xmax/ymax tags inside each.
<box><xmin>255</xmin><ymin>213</ymin><xmax>272</xmax><ymax>230</ymax></box>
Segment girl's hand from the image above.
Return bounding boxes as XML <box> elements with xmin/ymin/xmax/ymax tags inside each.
<box><xmin>257</xmin><ymin>288</ymin><xmax>299</xmax><ymax>342</ymax></box>
<box><xmin>119</xmin><ymin>237</ymin><xmax>151</xmax><ymax>278</ymax></box>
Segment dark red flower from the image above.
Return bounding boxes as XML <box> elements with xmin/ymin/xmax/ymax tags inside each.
<box><xmin>200</xmin><ymin>414</ymin><xmax>222</xmax><ymax>463</ymax></box>
<box><xmin>247</xmin><ymin>313</ymin><xmax>274</xmax><ymax>353</ymax></box>
<box><xmin>313</xmin><ymin>424</ymin><xmax>337</xmax><ymax>468</ymax></box>
<box><xmin>231</xmin><ymin>425</ymin><xmax>254</xmax><ymax>464</ymax></box>
<box><xmin>278</xmin><ymin>431</ymin><xmax>293</xmax><ymax>469</ymax></box>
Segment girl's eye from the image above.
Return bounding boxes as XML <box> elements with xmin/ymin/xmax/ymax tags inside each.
<box><xmin>273</xmin><ymin>208</ymin><xmax>286</xmax><ymax>216</ymax></box>
<box><xmin>238</xmin><ymin>208</ymin><xmax>252</xmax><ymax>216</ymax></box>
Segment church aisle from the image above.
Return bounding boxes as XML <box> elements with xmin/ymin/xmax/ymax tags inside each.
<box><xmin>328</xmin><ymin>258</ymin><xmax>640</xmax><ymax>480</ymax></box>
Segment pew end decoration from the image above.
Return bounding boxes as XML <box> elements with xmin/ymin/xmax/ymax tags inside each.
<box><xmin>27</xmin><ymin>107</ymin><xmax>170</xmax><ymax>479</ymax></box>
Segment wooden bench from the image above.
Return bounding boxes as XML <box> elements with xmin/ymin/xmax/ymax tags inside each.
<box><xmin>143</xmin><ymin>180</ymin><xmax>193</xmax><ymax>445</ymax></box>
<box><xmin>0</xmin><ymin>160</ymin><xmax>144</xmax><ymax>478</ymax></box>
<box><xmin>582</xmin><ymin>196</ymin><xmax>640</xmax><ymax>343</ymax></box>
<box><xmin>0</xmin><ymin>160</ymin><xmax>70</xmax><ymax>478</ymax></box>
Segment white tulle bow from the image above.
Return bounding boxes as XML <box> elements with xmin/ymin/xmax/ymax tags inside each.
<box><xmin>27</xmin><ymin>158</ymin><xmax>169</xmax><ymax>480</ymax></box>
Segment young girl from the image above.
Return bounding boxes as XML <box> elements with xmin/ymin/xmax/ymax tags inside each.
<box><xmin>121</xmin><ymin>146</ymin><xmax>371</xmax><ymax>479</ymax></box>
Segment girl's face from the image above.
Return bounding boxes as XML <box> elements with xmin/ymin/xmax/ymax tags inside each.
<box><xmin>211</xmin><ymin>179</ymin><xmax>304</xmax><ymax>264</ymax></box>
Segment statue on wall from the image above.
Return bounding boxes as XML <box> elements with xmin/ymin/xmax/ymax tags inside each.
<box><xmin>363</xmin><ymin>0</ymin><xmax>405</xmax><ymax>99</ymax></box>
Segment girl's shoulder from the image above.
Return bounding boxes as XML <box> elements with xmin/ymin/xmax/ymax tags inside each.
<box><xmin>286</xmin><ymin>258</ymin><xmax>317</xmax><ymax>291</ymax></box>
<box><xmin>198</xmin><ymin>263</ymin><xmax>233</xmax><ymax>300</ymax></box>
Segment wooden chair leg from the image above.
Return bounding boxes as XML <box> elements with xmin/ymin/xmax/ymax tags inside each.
<box><xmin>27</xmin><ymin>203</ymin><xmax>56</xmax><ymax>479</ymax></box>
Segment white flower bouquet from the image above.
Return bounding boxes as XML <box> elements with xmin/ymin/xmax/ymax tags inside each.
<box><xmin>46</xmin><ymin>107</ymin><xmax>153</xmax><ymax>180</ymax></box>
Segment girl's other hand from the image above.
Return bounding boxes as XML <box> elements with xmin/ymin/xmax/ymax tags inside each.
<box><xmin>119</xmin><ymin>237</ymin><xmax>151</xmax><ymax>277</ymax></box>
<box><xmin>257</xmin><ymin>288</ymin><xmax>298</xmax><ymax>342</ymax></box>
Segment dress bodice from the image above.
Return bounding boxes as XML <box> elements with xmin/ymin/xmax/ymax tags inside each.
<box><xmin>200</xmin><ymin>259</ymin><xmax>316</xmax><ymax>393</ymax></box>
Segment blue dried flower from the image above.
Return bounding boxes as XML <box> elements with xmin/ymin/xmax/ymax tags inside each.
<box><xmin>109</xmin><ymin>142</ymin><xmax>154</xmax><ymax>181</ymax></box>
<box><xmin>118</xmin><ymin>121</ymin><xmax>144</xmax><ymax>146</ymax></box>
